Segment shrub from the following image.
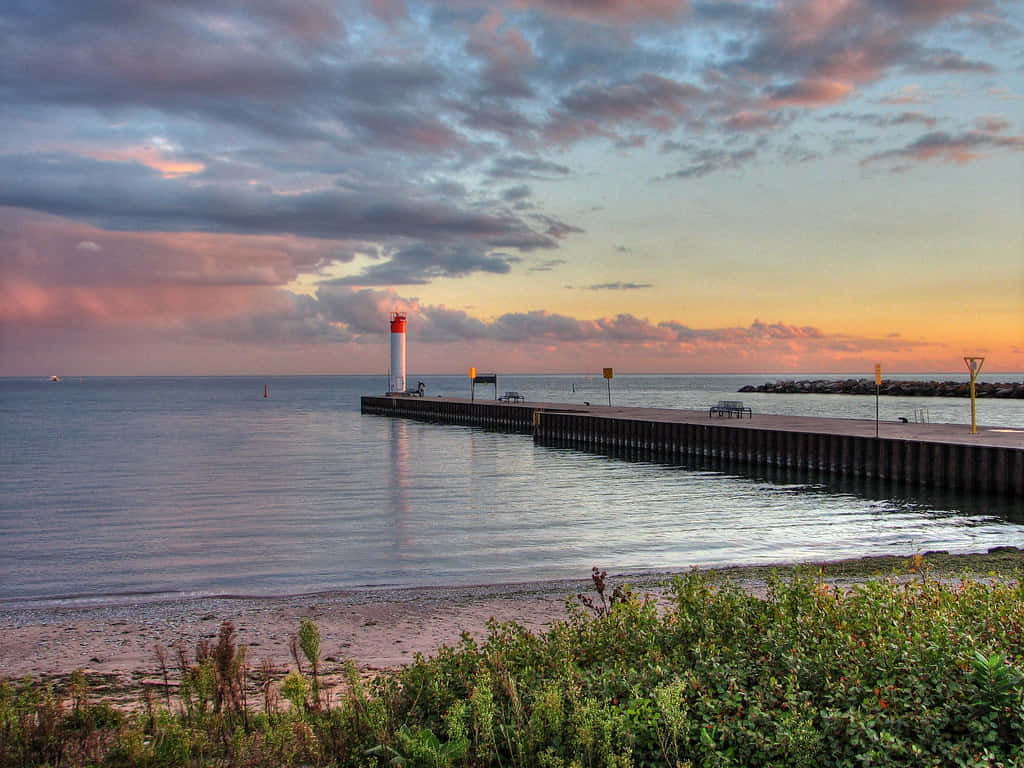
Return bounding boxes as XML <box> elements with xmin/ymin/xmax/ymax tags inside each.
<box><xmin>4</xmin><ymin>568</ymin><xmax>1024</xmax><ymax>767</ymax></box>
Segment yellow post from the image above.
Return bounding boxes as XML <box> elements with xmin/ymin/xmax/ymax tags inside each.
<box><xmin>963</xmin><ymin>356</ymin><xmax>984</xmax><ymax>434</ymax></box>
<box><xmin>873</xmin><ymin>364</ymin><xmax>881</xmax><ymax>438</ymax></box>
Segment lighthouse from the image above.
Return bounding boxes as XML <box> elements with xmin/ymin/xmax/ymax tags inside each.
<box><xmin>389</xmin><ymin>311</ymin><xmax>407</xmax><ymax>394</ymax></box>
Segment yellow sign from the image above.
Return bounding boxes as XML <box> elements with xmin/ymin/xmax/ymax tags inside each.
<box><xmin>964</xmin><ymin>356</ymin><xmax>984</xmax><ymax>377</ymax></box>
<box><xmin>469</xmin><ymin>367</ymin><xmax>476</xmax><ymax>379</ymax></box>
<box><xmin>874</xmin><ymin>364</ymin><xmax>882</xmax><ymax>386</ymax></box>
<box><xmin>603</xmin><ymin>368</ymin><xmax>614</xmax><ymax>379</ymax></box>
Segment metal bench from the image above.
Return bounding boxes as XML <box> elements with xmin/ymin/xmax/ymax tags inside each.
<box><xmin>709</xmin><ymin>400</ymin><xmax>752</xmax><ymax>418</ymax></box>
<box><xmin>498</xmin><ymin>391</ymin><xmax>525</xmax><ymax>403</ymax></box>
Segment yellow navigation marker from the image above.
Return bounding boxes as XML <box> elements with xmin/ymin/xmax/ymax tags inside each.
<box><xmin>964</xmin><ymin>356</ymin><xmax>984</xmax><ymax>434</ymax></box>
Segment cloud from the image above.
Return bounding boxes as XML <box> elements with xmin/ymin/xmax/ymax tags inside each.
<box><xmin>0</xmin><ymin>153</ymin><xmax>555</xmax><ymax>250</ymax></box>
<box><xmin>879</xmin><ymin>85</ymin><xmax>929</xmax><ymax>104</ymax></box>
<box><xmin>466</xmin><ymin>10</ymin><xmax>536</xmax><ymax>98</ymax></box>
<box><xmin>506</xmin><ymin>0</ymin><xmax>690</xmax><ymax>24</ymax></box>
<box><xmin>825</xmin><ymin>109</ymin><xmax>939</xmax><ymax>128</ymax></box>
<box><xmin>527</xmin><ymin>258</ymin><xmax>566</xmax><ymax>272</ymax></box>
<box><xmin>767</xmin><ymin>79</ymin><xmax>854</xmax><ymax>107</ymax></box>
<box><xmin>582</xmin><ymin>282</ymin><xmax>653</xmax><ymax>290</ymax></box>
<box><xmin>544</xmin><ymin>74</ymin><xmax>702</xmax><ymax>143</ymax></box>
<box><xmin>0</xmin><ymin>0</ymin><xmax>1018</xmax><ymax>375</ymax></box>
<box><xmin>502</xmin><ymin>185</ymin><xmax>532</xmax><ymax>201</ymax></box>
<box><xmin>658</xmin><ymin>146</ymin><xmax>758</xmax><ymax>180</ymax></box>
<box><xmin>486</xmin><ymin>155</ymin><xmax>572</xmax><ymax>179</ymax></box>
<box><xmin>975</xmin><ymin>115</ymin><xmax>1012</xmax><ymax>132</ymax></box>
<box><xmin>325</xmin><ymin>242</ymin><xmax>522</xmax><ymax>285</ymax></box>
<box><xmin>862</xmin><ymin>129</ymin><xmax>1024</xmax><ymax>166</ymax></box>
<box><xmin>724</xmin><ymin>111</ymin><xmax>780</xmax><ymax>131</ymax></box>
<box><xmin>914</xmin><ymin>50</ymin><xmax>995</xmax><ymax>73</ymax></box>
<box><xmin>889</xmin><ymin>111</ymin><xmax>939</xmax><ymax>127</ymax></box>
<box><xmin>728</xmin><ymin>0</ymin><xmax>999</xmax><ymax>116</ymax></box>
<box><xmin>531</xmin><ymin>214</ymin><xmax>584</xmax><ymax>239</ymax></box>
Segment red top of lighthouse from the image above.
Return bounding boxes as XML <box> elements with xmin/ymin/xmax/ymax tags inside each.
<box><xmin>390</xmin><ymin>311</ymin><xmax>407</xmax><ymax>333</ymax></box>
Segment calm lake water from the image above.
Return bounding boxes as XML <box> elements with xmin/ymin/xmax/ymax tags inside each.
<box><xmin>1</xmin><ymin>374</ymin><xmax>1022</xmax><ymax>606</ymax></box>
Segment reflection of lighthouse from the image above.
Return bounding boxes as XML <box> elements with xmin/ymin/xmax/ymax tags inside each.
<box><xmin>389</xmin><ymin>311</ymin><xmax>407</xmax><ymax>394</ymax></box>
<box><xmin>389</xmin><ymin>418</ymin><xmax>412</xmax><ymax>554</ymax></box>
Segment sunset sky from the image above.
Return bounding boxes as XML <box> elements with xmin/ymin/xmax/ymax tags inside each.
<box><xmin>1</xmin><ymin>0</ymin><xmax>1022</xmax><ymax>376</ymax></box>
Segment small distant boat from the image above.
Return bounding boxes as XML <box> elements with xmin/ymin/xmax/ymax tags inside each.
<box><xmin>50</xmin><ymin>375</ymin><xmax>60</xmax><ymax>382</ymax></box>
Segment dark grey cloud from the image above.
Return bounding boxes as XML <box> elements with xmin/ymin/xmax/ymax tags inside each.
<box><xmin>325</xmin><ymin>243</ymin><xmax>520</xmax><ymax>285</ymax></box>
<box><xmin>486</xmin><ymin>156</ymin><xmax>572</xmax><ymax>179</ymax></box>
<box><xmin>0</xmin><ymin>153</ymin><xmax>555</xmax><ymax>248</ymax></box>
<box><xmin>914</xmin><ymin>50</ymin><xmax>996</xmax><ymax>73</ymax></box>
<box><xmin>502</xmin><ymin>185</ymin><xmax>532</xmax><ymax>201</ymax></box>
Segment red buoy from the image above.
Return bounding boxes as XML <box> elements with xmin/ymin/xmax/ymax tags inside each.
<box><xmin>264</xmin><ymin>385</ymin><xmax>268</xmax><ymax>398</ymax></box>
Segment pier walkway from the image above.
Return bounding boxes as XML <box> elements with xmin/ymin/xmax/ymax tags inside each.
<box><xmin>361</xmin><ymin>396</ymin><xmax>1024</xmax><ymax>498</ymax></box>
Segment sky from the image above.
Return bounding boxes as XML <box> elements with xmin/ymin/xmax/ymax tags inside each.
<box><xmin>1</xmin><ymin>0</ymin><xmax>1022</xmax><ymax>377</ymax></box>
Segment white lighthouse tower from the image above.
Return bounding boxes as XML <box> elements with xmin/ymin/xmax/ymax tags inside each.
<box><xmin>389</xmin><ymin>311</ymin><xmax>407</xmax><ymax>394</ymax></box>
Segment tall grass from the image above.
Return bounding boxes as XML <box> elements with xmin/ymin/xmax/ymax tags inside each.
<box><xmin>3</xmin><ymin>567</ymin><xmax>1023</xmax><ymax>767</ymax></box>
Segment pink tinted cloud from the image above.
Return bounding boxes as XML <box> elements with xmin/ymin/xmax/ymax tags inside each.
<box><xmin>0</xmin><ymin>210</ymin><xmax>339</xmax><ymax>330</ymax></box>
<box><xmin>0</xmin><ymin>270</ymin><xmax>972</xmax><ymax>375</ymax></box>
<box><xmin>780</xmin><ymin>0</ymin><xmax>863</xmax><ymax>44</ymax></box>
<box><xmin>754</xmin><ymin>0</ymin><xmax>992</xmax><ymax>110</ymax></box>
<box><xmin>724</xmin><ymin>110</ymin><xmax>779</xmax><ymax>131</ymax></box>
<box><xmin>469</xmin><ymin>11</ymin><xmax>534</xmax><ymax>67</ymax></box>
<box><xmin>767</xmin><ymin>78</ymin><xmax>854</xmax><ymax>107</ymax></box>
<box><xmin>466</xmin><ymin>10</ymin><xmax>536</xmax><ymax>97</ymax></box>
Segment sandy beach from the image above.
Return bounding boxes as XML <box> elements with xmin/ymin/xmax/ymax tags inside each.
<box><xmin>0</xmin><ymin>578</ymin><xmax>598</xmax><ymax>705</ymax></box>
<box><xmin>3</xmin><ymin>550</ymin><xmax>1021</xmax><ymax>706</ymax></box>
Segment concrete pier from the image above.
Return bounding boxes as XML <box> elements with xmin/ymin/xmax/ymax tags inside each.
<box><xmin>361</xmin><ymin>396</ymin><xmax>1024</xmax><ymax>498</ymax></box>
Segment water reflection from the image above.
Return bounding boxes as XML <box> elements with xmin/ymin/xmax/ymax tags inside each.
<box><xmin>546</xmin><ymin>441</ymin><xmax>1024</xmax><ymax>524</ymax></box>
<box><xmin>389</xmin><ymin>417</ymin><xmax>412</xmax><ymax>553</ymax></box>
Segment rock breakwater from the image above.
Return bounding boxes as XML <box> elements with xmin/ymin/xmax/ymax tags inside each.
<box><xmin>739</xmin><ymin>379</ymin><xmax>1024</xmax><ymax>398</ymax></box>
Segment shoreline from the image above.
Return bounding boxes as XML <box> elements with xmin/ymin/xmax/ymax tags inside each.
<box><xmin>3</xmin><ymin>548</ymin><xmax>1022</xmax><ymax>705</ymax></box>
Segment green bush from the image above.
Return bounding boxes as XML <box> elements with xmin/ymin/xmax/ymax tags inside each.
<box><xmin>4</xmin><ymin>568</ymin><xmax>1024</xmax><ymax>766</ymax></box>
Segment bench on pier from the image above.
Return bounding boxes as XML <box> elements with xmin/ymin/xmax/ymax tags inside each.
<box><xmin>498</xmin><ymin>391</ymin><xmax>525</xmax><ymax>403</ymax></box>
<box><xmin>709</xmin><ymin>400</ymin><xmax>752</xmax><ymax>418</ymax></box>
